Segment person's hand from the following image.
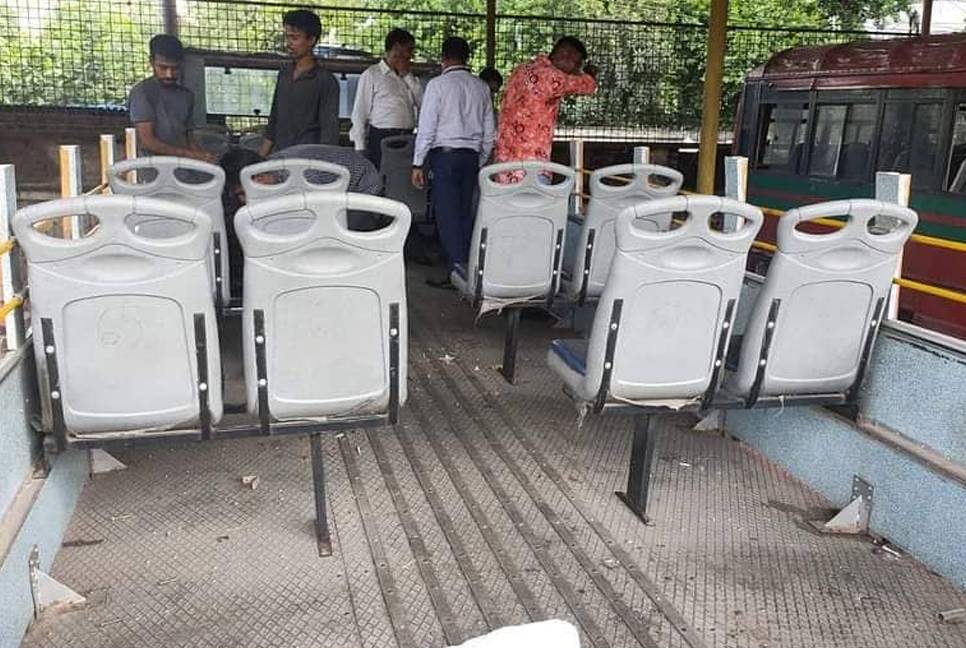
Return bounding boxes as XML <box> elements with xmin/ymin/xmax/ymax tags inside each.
<box><xmin>583</xmin><ymin>62</ymin><xmax>598</xmax><ymax>79</ymax></box>
<box><xmin>411</xmin><ymin>167</ymin><xmax>425</xmax><ymax>189</ymax></box>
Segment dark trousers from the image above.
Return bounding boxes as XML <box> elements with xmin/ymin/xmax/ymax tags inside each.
<box><xmin>366</xmin><ymin>127</ymin><xmax>411</xmax><ymax>171</ymax></box>
<box><xmin>429</xmin><ymin>149</ymin><xmax>479</xmax><ymax>269</ymax></box>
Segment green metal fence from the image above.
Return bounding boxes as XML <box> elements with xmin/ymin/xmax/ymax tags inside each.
<box><xmin>0</xmin><ymin>0</ymin><xmax>908</xmax><ymax>140</ymax></box>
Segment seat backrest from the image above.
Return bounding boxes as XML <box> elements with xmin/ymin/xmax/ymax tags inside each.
<box><xmin>729</xmin><ymin>199</ymin><xmax>917</xmax><ymax>399</ymax></box>
<box><xmin>567</xmin><ymin>163</ymin><xmax>682</xmax><ymax>301</ymax></box>
<box><xmin>109</xmin><ymin>156</ymin><xmax>230</xmax><ymax>303</ymax></box>
<box><xmin>579</xmin><ymin>195</ymin><xmax>763</xmax><ymax>403</ymax></box>
<box><xmin>240</xmin><ymin>158</ymin><xmax>351</xmax><ymax>204</ymax></box>
<box><xmin>380</xmin><ymin>135</ymin><xmax>428</xmax><ymax>221</ymax></box>
<box><xmin>12</xmin><ymin>195</ymin><xmax>222</xmax><ymax>434</ymax></box>
<box><xmin>465</xmin><ymin>161</ymin><xmax>575</xmax><ymax>307</ymax></box>
<box><xmin>234</xmin><ymin>192</ymin><xmax>411</xmax><ymax>419</ymax></box>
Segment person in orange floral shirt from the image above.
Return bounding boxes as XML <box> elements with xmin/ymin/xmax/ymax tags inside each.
<box><xmin>493</xmin><ymin>36</ymin><xmax>597</xmax><ymax>179</ymax></box>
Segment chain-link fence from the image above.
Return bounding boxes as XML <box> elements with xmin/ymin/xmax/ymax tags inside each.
<box><xmin>0</xmin><ymin>0</ymin><xmax>908</xmax><ymax>140</ymax></box>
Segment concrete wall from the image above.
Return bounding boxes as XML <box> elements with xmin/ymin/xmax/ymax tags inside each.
<box><xmin>727</xmin><ymin>325</ymin><xmax>966</xmax><ymax>589</ymax></box>
<box><xmin>0</xmin><ymin>350</ymin><xmax>87</xmax><ymax>648</ymax></box>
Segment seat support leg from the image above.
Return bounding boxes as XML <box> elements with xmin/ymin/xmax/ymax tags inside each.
<box><xmin>310</xmin><ymin>433</ymin><xmax>332</xmax><ymax>557</ymax></box>
<box><xmin>616</xmin><ymin>413</ymin><xmax>657</xmax><ymax>523</ymax></box>
<box><xmin>498</xmin><ymin>308</ymin><xmax>522</xmax><ymax>384</ymax></box>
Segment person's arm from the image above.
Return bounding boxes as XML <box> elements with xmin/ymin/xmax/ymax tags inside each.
<box><xmin>259</xmin><ymin>70</ymin><xmax>283</xmax><ymax>157</ymax></box>
<box><xmin>480</xmin><ymin>86</ymin><xmax>496</xmax><ymax>165</ymax></box>
<box><xmin>411</xmin><ymin>80</ymin><xmax>440</xmax><ymax>189</ymax></box>
<box><xmin>134</xmin><ymin>121</ymin><xmax>210</xmax><ymax>160</ymax></box>
<box><xmin>318</xmin><ymin>69</ymin><xmax>341</xmax><ymax>146</ymax></box>
<box><xmin>545</xmin><ymin>62</ymin><xmax>598</xmax><ymax>100</ymax></box>
<box><xmin>350</xmin><ymin>68</ymin><xmax>373</xmax><ymax>151</ymax></box>
<box><xmin>184</xmin><ymin>93</ymin><xmax>217</xmax><ymax>162</ymax></box>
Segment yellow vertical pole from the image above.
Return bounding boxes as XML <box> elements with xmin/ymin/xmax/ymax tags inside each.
<box><xmin>99</xmin><ymin>134</ymin><xmax>115</xmax><ymax>192</ymax></box>
<box><xmin>485</xmin><ymin>0</ymin><xmax>496</xmax><ymax>69</ymax></box>
<box><xmin>921</xmin><ymin>0</ymin><xmax>933</xmax><ymax>35</ymax></box>
<box><xmin>125</xmin><ymin>127</ymin><xmax>138</xmax><ymax>184</ymax></box>
<box><xmin>697</xmin><ymin>0</ymin><xmax>729</xmax><ymax>195</ymax></box>
<box><xmin>59</xmin><ymin>145</ymin><xmax>82</xmax><ymax>238</ymax></box>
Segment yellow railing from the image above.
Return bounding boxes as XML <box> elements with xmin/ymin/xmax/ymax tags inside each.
<box><xmin>0</xmin><ymin>293</ymin><xmax>23</xmax><ymax>320</ymax></box>
<box><xmin>0</xmin><ymin>238</ymin><xmax>13</xmax><ymax>257</ymax></box>
<box><xmin>575</xmin><ymin>174</ymin><xmax>966</xmax><ymax>308</ymax></box>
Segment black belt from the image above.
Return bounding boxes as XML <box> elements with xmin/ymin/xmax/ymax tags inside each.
<box><xmin>431</xmin><ymin>146</ymin><xmax>477</xmax><ymax>154</ymax></box>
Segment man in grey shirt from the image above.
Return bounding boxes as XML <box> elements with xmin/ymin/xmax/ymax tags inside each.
<box><xmin>260</xmin><ymin>10</ymin><xmax>340</xmax><ymax>156</ymax></box>
<box><xmin>128</xmin><ymin>35</ymin><xmax>214</xmax><ymax>161</ymax></box>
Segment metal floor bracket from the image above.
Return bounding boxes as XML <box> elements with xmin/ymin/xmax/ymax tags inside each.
<box><xmin>89</xmin><ymin>449</ymin><xmax>127</xmax><ymax>476</ymax></box>
<box><xmin>812</xmin><ymin>475</ymin><xmax>874</xmax><ymax>535</ymax></box>
<box><xmin>692</xmin><ymin>410</ymin><xmax>724</xmax><ymax>432</ymax></box>
<box><xmin>29</xmin><ymin>546</ymin><xmax>86</xmax><ymax>617</ymax></box>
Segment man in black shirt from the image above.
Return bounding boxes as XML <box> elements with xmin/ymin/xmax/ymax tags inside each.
<box><xmin>260</xmin><ymin>10</ymin><xmax>340</xmax><ymax>156</ymax></box>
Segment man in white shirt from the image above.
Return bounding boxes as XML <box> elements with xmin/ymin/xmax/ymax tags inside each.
<box><xmin>411</xmin><ymin>37</ymin><xmax>495</xmax><ymax>280</ymax></box>
<box><xmin>350</xmin><ymin>29</ymin><xmax>422</xmax><ymax>170</ymax></box>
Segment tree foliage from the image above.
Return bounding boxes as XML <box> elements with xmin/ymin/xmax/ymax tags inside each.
<box><xmin>0</xmin><ymin>0</ymin><xmax>913</xmax><ymax>134</ymax></box>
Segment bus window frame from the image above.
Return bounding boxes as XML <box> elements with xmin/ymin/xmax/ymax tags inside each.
<box><xmin>876</xmin><ymin>89</ymin><xmax>953</xmax><ymax>194</ymax></box>
<box><xmin>750</xmin><ymin>89</ymin><xmax>810</xmax><ymax>175</ymax></box>
<box><xmin>805</xmin><ymin>91</ymin><xmax>882</xmax><ymax>185</ymax></box>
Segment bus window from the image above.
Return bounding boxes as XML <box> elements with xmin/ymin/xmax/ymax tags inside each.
<box><xmin>809</xmin><ymin>104</ymin><xmax>875</xmax><ymax>180</ymax></box>
<box><xmin>756</xmin><ymin>104</ymin><xmax>808</xmax><ymax>171</ymax></box>
<box><xmin>879</xmin><ymin>103</ymin><xmax>941</xmax><ymax>189</ymax></box>
<box><xmin>808</xmin><ymin>105</ymin><xmax>847</xmax><ymax>177</ymax></box>
<box><xmin>946</xmin><ymin>104</ymin><xmax>966</xmax><ymax>193</ymax></box>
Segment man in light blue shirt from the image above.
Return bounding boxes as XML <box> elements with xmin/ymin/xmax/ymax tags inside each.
<box><xmin>412</xmin><ymin>36</ymin><xmax>495</xmax><ymax>279</ymax></box>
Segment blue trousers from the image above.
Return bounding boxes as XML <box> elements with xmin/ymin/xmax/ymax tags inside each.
<box><xmin>430</xmin><ymin>150</ymin><xmax>479</xmax><ymax>269</ymax></box>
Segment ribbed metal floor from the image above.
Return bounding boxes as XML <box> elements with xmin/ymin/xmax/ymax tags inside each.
<box><xmin>21</xmin><ymin>269</ymin><xmax>966</xmax><ymax>648</ymax></box>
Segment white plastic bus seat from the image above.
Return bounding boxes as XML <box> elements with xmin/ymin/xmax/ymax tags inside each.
<box><xmin>727</xmin><ymin>199</ymin><xmax>917</xmax><ymax>401</ymax></box>
<box><xmin>234</xmin><ymin>191</ymin><xmax>411</xmax><ymax>420</ymax></box>
<box><xmin>381</xmin><ymin>135</ymin><xmax>428</xmax><ymax>222</ymax></box>
<box><xmin>452</xmin><ymin>161</ymin><xmax>575</xmax><ymax>314</ymax></box>
<box><xmin>109</xmin><ymin>156</ymin><xmax>230</xmax><ymax>304</ymax></box>
<box><xmin>12</xmin><ymin>195</ymin><xmax>223</xmax><ymax>434</ymax></box>
<box><xmin>562</xmin><ymin>163</ymin><xmax>683</xmax><ymax>303</ymax></box>
<box><xmin>240</xmin><ymin>158</ymin><xmax>351</xmax><ymax>205</ymax></box>
<box><xmin>548</xmin><ymin>196</ymin><xmax>763</xmax><ymax>406</ymax></box>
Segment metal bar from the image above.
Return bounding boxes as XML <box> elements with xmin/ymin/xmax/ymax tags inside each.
<box><xmin>193</xmin><ymin>313</ymin><xmax>211</xmax><ymax>441</ymax></box>
<box><xmin>392</xmin><ymin>420</ymin><xmax>508</xmax><ymax>629</ymax></box>
<box><xmin>124</xmin><ymin>128</ymin><xmax>138</xmax><ymax>184</ymax></box>
<box><xmin>922</xmin><ymin>0</ymin><xmax>933</xmax><ymax>35</ymax></box>
<box><xmin>633</xmin><ymin>146</ymin><xmax>650</xmax><ymax>165</ymax></box>
<box><xmin>253</xmin><ymin>309</ymin><xmax>271</xmax><ymax>435</ymax></box>
<box><xmin>570</xmin><ymin>139</ymin><xmax>585</xmax><ymax>200</ymax></box>
<box><xmin>498</xmin><ymin>308</ymin><xmax>521</xmax><ymax>384</ymax></box>
<box><xmin>0</xmin><ymin>294</ymin><xmax>22</xmax><ymax>320</ymax></box>
<box><xmin>405</xmin><ymin>395</ymin><xmax>544</xmax><ymax>622</ymax></box>
<box><xmin>616</xmin><ymin>414</ymin><xmax>658</xmax><ymax>523</ymax></box>
<box><xmin>875</xmin><ymin>171</ymin><xmax>911</xmax><ymax>319</ymax></box>
<box><xmin>408</xmin><ymin>312</ymin><xmax>714</xmax><ymax>648</ymax></box>
<box><xmin>59</xmin><ymin>145</ymin><xmax>82</xmax><ymax>238</ymax></box>
<box><xmin>388</xmin><ymin>303</ymin><xmax>400</xmax><ymax>424</ymax></box>
<box><xmin>0</xmin><ymin>165</ymin><xmax>23</xmax><ymax>352</ymax></box>
<box><xmin>847</xmin><ymin>297</ymin><xmax>885</xmax><ymax>404</ymax></box>
<box><xmin>212</xmin><ymin>233</ymin><xmax>224</xmax><ymax>312</ymax></box>
<box><xmin>578</xmin><ymin>228</ymin><xmax>596</xmax><ymax>305</ymax></box>
<box><xmin>310</xmin><ymin>434</ymin><xmax>332</xmax><ymax>557</ymax></box>
<box><xmin>484</xmin><ymin>0</ymin><xmax>496</xmax><ymax>69</ymax></box>
<box><xmin>593</xmin><ymin>299</ymin><xmax>624</xmax><ymax>412</ymax></box>
<box><xmin>696</xmin><ymin>0</ymin><xmax>729</xmax><ymax>194</ymax></box>
<box><xmin>700</xmin><ymin>299</ymin><xmax>735</xmax><ymax>410</ymax></box>
<box><xmin>367</xmin><ymin>430</ymin><xmax>463</xmax><ymax>644</ymax></box>
<box><xmin>473</xmin><ymin>228</ymin><xmax>487</xmax><ymax>309</ymax></box>
<box><xmin>893</xmin><ymin>278</ymin><xmax>966</xmax><ymax>305</ymax></box>
<box><xmin>41</xmin><ymin>318</ymin><xmax>68</xmax><ymax>452</ymax></box>
<box><xmin>338</xmin><ymin>435</ymin><xmax>417</xmax><ymax>648</ymax></box>
<box><xmin>162</xmin><ymin>0</ymin><xmax>179</xmax><ymax>36</ymax></box>
<box><xmin>746</xmin><ymin>298</ymin><xmax>781</xmax><ymax>408</ymax></box>
<box><xmin>411</xmin><ymin>368</ymin><xmax>613</xmax><ymax>648</ymax></box>
<box><xmin>99</xmin><ymin>134</ymin><xmax>115</xmax><ymax>191</ymax></box>
<box><xmin>723</xmin><ymin>155</ymin><xmax>748</xmax><ymax>232</ymax></box>
<box><xmin>547</xmin><ymin>228</ymin><xmax>563</xmax><ymax>307</ymax></box>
